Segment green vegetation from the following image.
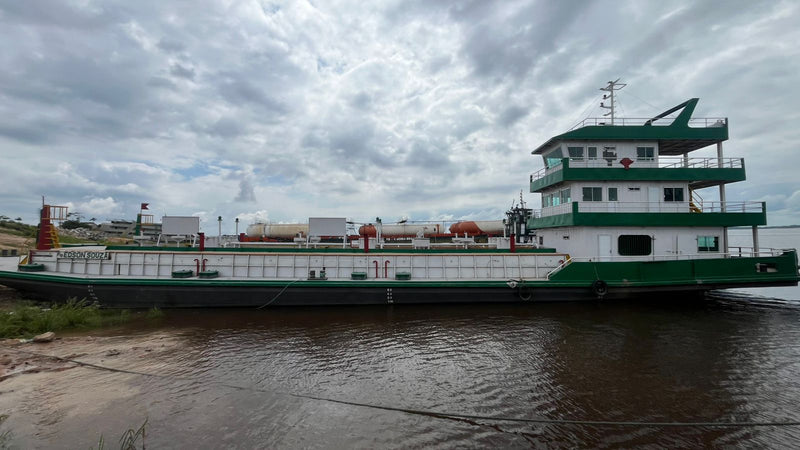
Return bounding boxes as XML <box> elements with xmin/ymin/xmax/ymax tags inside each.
<box><xmin>0</xmin><ymin>220</ymin><xmax>36</xmax><ymax>238</ymax></box>
<box><xmin>0</xmin><ymin>298</ymin><xmax>135</xmax><ymax>339</ymax></box>
<box><xmin>94</xmin><ymin>418</ymin><xmax>148</xmax><ymax>450</ymax></box>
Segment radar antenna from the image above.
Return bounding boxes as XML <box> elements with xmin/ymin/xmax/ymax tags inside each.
<box><xmin>599</xmin><ymin>79</ymin><xmax>626</xmax><ymax>125</ymax></box>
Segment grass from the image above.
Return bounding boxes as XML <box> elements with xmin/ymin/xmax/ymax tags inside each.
<box><xmin>0</xmin><ymin>298</ymin><xmax>141</xmax><ymax>339</ymax></box>
<box><xmin>0</xmin><ymin>220</ymin><xmax>36</xmax><ymax>238</ymax></box>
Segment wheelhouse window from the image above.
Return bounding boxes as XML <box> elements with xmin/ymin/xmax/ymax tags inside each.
<box><xmin>608</xmin><ymin>187</ymin><xmax>618</xmax><ymax>201</ymax></box>
<box><xmin>664</xmin><ymin>187</ymin><xmax>684</xmax><ymax>202</ymax></box>
<box><xmin>698</xmin><ymin>236</ymin><xmax>720</xmax><ymax>252</ymax></box>
<box><xmin>636</xmin><ymin>146</ymin><xmax>655</xmax><ymax>161</ymax></box>
<box><xmin>544</xmin><ymin>148</ymin><xmax>563</xmax><ymax>169</ymax></box>
<box><xmin>567</xmin><ymin>146</ymin><xmax>584</xmax><ymax>160</ymax></box>
<box><xmin>618</xmin><ymin>235</ymin><xmax>652</xmax><ymax>256</ymax></box>
<box><xmin>544</xmin><ymin>188</ymin><xmax>571</xmax><ymax>207</ymax></box>
<box><xmin>582</xmin><ymin>187</ymin><xmax>602</xmax><ymax>202</ymax></box>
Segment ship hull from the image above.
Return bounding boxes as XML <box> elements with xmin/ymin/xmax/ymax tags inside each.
<box><xmin>0</xmin><ymin>270</ymin><xmax>796</xmax><ymax>308</ymax></box>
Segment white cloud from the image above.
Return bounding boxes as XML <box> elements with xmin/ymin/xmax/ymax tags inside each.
<box><xmin>1</xmin><ymin>0</ymin><xmax>799</xmax><ymax>232</ymax></box>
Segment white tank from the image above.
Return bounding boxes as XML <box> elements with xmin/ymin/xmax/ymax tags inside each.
<box><xmin>246</xmin><ymin>223</ymin><xmax>309</xmax><ymax>239</ymax></box>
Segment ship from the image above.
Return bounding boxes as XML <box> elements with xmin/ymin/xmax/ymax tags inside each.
<box><xmin>1</xmin><ymin>82</ymin><xmax>797</xmax><ymax>307</ymax></box>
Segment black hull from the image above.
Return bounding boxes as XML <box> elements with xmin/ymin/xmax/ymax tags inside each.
<box><xmin>1</xmin><ymin>277</ymin><xmax>776</xmax><ymax>308</ymax></box>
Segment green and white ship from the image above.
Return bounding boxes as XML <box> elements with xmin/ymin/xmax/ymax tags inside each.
<box><xmin>1</xmin><ymin>82</ymin><xmax>797</xmax><ymax>307</ymax></box>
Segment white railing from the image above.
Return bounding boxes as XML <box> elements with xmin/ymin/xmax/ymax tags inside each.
<box><xmin>577</xmin><ymin>201</ymin><xmax>691</xmax><ymax>213</ymax></box>
<box><xmin>658</xmin><ymin>157</ymin><xmax>743</xmax><ymax>169</ymax></box>
<box><xmin>540</xmin><ymin>203</ymin><xmax>573</xmax><ymax>217</ymax></box>
<box><xmin>691</xmin><ymin>201</ymin><xmax>764</xmax><ymax>213</ymax></box>
<box><xmin>537</xmin><ymin>201</ymin><xmax>764</xmax><ymax>216</ymax></box>
<box><xmin>728</xmin><ymin>247</ymin><xmax>789</xmax><ymax>258</ymax></box>
<box><xmin>550</xmin><ymin>248</ymin><xmax>785</xmax><ymax>271</ymax></box>
<box><xmin>530</xmin><ymin>157</ymin><xmax>744</xmax><ymax>184</ymax></box>
<box><xmin>569</xmin><ymin>117</ymin><xmax>727</xmax><ymax>130</ymax></box>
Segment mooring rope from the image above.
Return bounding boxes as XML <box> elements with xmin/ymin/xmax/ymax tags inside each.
<box><xmin>6</xmin><ymin>348</ymin><xmax>800</xmax><ymax>429</ymax></box>
<box><xmin>256</xmin><ymin>278</ymin><xmax>303</xmax><ymax>309</ymax></box>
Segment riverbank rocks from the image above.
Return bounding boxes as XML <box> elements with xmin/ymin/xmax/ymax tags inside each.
<box><xmin>33</xmin><ymin>332</ymin><xmax>55</xmax><ymax>343</ymax></box>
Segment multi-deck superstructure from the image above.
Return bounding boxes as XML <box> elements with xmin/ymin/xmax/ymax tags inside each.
<box><xmin>528</xmin><ymin>83</ymin><xmax>766</xmax><ymax>263</ymax></box>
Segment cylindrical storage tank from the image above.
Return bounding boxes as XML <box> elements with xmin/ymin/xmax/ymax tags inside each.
<box><xmin>358</xmin><ymin>224</ymin><xmax>441</xmax><ymax>237</ymax></box>
<box><xmin>246</xmin><ymin>223</ymin><xmax>267</xmax><ymax>238</ymax></box>
<box><xmin>449</xmin><ymin>220</ymin><xmax>505</xmax><ymax>236</ymax></box>
<box><xmin>264</xmin><ymin>224</ymin><xmax>309</xmax><ymax>239</ymax></box>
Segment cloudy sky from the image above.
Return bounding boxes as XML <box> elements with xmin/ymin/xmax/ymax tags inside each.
<box><xmin>1</xmin><ymin>0</ymin><xmax>799</xmax><ymax>232</ymax></box>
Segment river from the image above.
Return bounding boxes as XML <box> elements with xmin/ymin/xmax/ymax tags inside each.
<box><xmin>1</xmin><ymin>229</ymin><xmax>800</xmax><ymax>448</ymax></box>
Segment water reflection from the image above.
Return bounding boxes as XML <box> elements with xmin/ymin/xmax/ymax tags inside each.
<box><xmin>4</xmin><ymin>298</ymin><xmax>800</xmax><ymax>448</ymax></box>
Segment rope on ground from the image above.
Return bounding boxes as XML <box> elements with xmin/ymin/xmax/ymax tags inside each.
<box><xmin>256</xmin><ymin>278</ymin><xmax>303</xmax><ymax>309</ymax></box>
<box><xmin>7</xmin><ymin>348</ymin><xmax>800</xmax><ymax>429</ymax></box>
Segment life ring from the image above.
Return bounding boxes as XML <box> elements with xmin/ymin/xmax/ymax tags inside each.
<box><xmin>591</xmin><ymin>280</ymin><xmax>608</xmax><ymax>297</ymax></box>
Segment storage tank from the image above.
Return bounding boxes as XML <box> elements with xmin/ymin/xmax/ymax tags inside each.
<box><xmin>449</xmin><ymin>220</ymin><xmax>505</xmax><ymax>236</ymax></box>
<box><xmin>246</xmin><ymin>222</ymin><xmax>309</xmax><ymax>239</ymax></box>
<box><xmin>358</xmin><ymin>223</ymin><xmax>442</xmax><ymax>237</ymax></box>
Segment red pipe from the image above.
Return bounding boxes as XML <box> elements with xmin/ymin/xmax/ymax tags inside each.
<box><xmin>510</xmin><ymin>234</ymin><xmax>516</xmax><ymax>253</ymax></box>
<box><xmin>194</xmin><ymin>258</ymin><xmax>200</xmax><ymax>274</ymax></box>
<box><xmin>364</xmin><ymin>234</ymin><xmax>370</xmax><ymax>253</ymax></box>
<box><xmin>373</xmin><ymin>260</ymin><xmax>379</xmax><ymax>278</ymax></box>
<box><xmin>384</xmin><ymin>260</ymin><xmax>390</xmax><ymax>278</ymax></box>
<box><xmin>202</xmin><ymin>258</ymin><xmax>208</xmax><ymax>272</ymax></box>
<box><xmin>198</xmin><ymin>232</ymin><xmax>205</xmax><ymax>251</ymax></box>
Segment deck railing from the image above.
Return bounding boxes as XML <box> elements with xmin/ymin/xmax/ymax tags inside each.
<box><xmin>568</xmin><ymin>117</ymin><xmax>727</xmax><ymax>130</ymax></box>
<box><xmin>547</xmin><ymin>248</ymin><xmax>788</xmax><ymax>277</ymax></box>
<box><xmin>531</xmin><ymin>157</ymin><xmax>743</xmax><ymax>184</ymax></box>
<box><xmin>538</xmin><ymin>201</ymin><xmax>765</xmax><ymax>217</ymax></box>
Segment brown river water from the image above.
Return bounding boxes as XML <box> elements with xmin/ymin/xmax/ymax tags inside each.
<box><xmin>1</xmin><ymin>229</ymin><xmax>800</xmax><ymax>448</ymax></box>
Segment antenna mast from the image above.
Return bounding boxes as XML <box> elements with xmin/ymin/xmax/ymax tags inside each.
<box><xmin>599</xmin><ymin>78</ymin><xmax>626</xmax><ymax>125</ymax></box>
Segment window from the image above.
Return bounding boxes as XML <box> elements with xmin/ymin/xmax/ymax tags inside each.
<box><xmin>588</xmin><ymin>147</ymin><xmax>597</xmax><ymax>159</ymax></box>
<box><xmin>636</xmin><ymin>146</ymin><xmax>655</xmax><ymax>161</ymax></box>
<box><xmin>582</xmin><ymin>187</ymin><xmax>602</xmax><ymax>201</ymax></box>
<box><xmin>608</xmin><ymin>187</ymin><xmax>618</xmax><ymax>201</ymax></box>
<box><xmin>664</xmin><ymin>187</ymin><xmax>684</xmax><ymax>202</ymax></box>
<box><xmin>544</xmin><ymin>147</ymin><xmax>563</xmax><ymax>168</ymax></box>
<box><xmin>567</xmin><ymin>146</ymin><xmax>584</xmax><ymax>160</ymax></box>
<box><xmin>618</xmin><ymin>235</ymin><xmax>652</xmax><ymax>256</ymax></box>
<box><xmin>698</xmin><ymin>236</ymin><xmax>719</xmax><ymax>252</ymax></box>
<box><xmin>559</xmin><ymin>188</ymin><xmax>571</xmax><ymax>204</ymax></box>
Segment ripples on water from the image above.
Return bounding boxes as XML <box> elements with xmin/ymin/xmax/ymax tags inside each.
<box><xmin>9</xmin><ymin>292</ymin><xmax>800</xmax><ymax>449</ymax></box>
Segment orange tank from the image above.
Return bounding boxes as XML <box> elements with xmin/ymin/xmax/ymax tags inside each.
<box><xmin>449</xmin><ymin>220</ymin><xmax>505</xmax><ymax>236</ymax></box>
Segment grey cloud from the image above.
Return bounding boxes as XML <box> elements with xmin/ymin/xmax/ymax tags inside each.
<box><xmin>170</xmin><ymin>63</ymin><xmax>196</xmax><ymax>80</ymax></box>
<box><xmin>157</xmin><ymin>38</ymin><xmax>186</xmax><ymax>53</ymax></box>
<box><xmin>235</xmin><ymin>178</ymin><xmax>256</xmax><ymax>202</ymax></box>
<box><xmin>498</xmin><ymin>105</ymin><xmax>529</xmax><ymax>127</ymax></box>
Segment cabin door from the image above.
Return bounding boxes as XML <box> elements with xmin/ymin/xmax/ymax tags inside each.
<box><xmin>598</xmin><ymin>235</ymin><xmax>612</xmax><ymax>261</ymax></box>
<box><xmin>648</xmin><ymin>187</ymin><xmax>660</xmax><ymax>212</ymax></box>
